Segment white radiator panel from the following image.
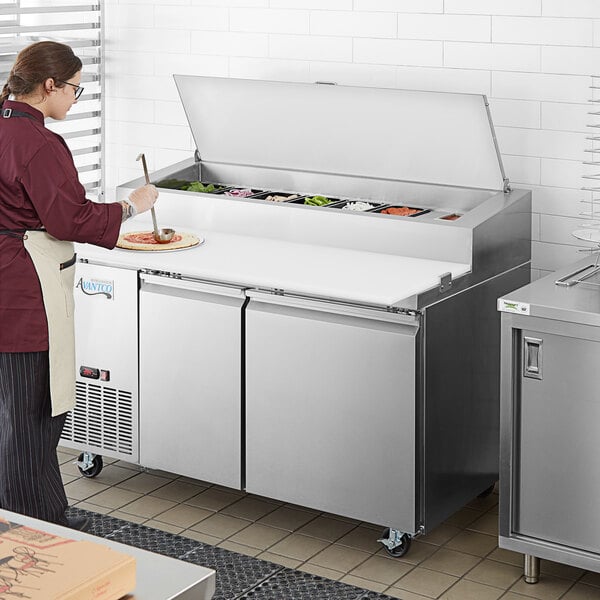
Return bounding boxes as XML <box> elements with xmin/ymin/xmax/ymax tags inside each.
<box><xmin>61</xmin><ymin>382</ymin><xmax>135</xmax><ymax>459</ymax></box>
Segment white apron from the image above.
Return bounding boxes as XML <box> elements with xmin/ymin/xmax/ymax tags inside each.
<box><xmin>23</xmin><ymin>231</ymin><xmax>76</xmax><ymax>416</ymax></box>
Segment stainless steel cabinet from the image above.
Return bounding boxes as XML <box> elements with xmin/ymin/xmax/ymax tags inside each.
<box><xmin>139</xmin><ymin>273</ymin><xmax>245</xmax><ymax>488</ymax></box>
<box><xmin>517</xmin><ymin>327</ymin><xmax>600</xmax><ymax>554</ymax></box>
<box><xmin>245</xmin><ymin>292</ymin><xmax>420</xmax><ymax>533</ymax></box>
<box><xmin>500</xmin><ymin>260</ymin><xmax>600</xmax><ymax>581</ymax></box>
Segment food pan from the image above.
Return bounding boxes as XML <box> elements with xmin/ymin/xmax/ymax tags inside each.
<box><xmin>373</xmin><ymin>205</ymin><xmax>431</xmax><ymax>217</ymax></box>
<box><xmin>252</xmin><ymin>191</ymin><xmax>304</xmax><ymax>203</ymax></box>
<box><xmin>327</xmin><ymin>200</ymin><xmax>386</xmax><ymax>212</ymax></box>
<box><xmin>436</xmin><ymin>212</ymin><xmax>463</xmax><ymax>221</ymax></box>
<box><xmin>288</xmin><ymin>195</ymin><xmax>343</xmax><ymax>207</ymax></box>
<box><xmin>215</xmin><ymin>187</ymin><xmax>265</xmax><ymax>198</ymax></box>
<box><xmin>156</xmin><ymin>178</ymin><xmax>231</xmax><ymax>194</ymax></box>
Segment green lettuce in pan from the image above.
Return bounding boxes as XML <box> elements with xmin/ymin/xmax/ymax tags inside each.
<box><xmin>155</xmin><ymin>178</ymin><xmax>190</xmax><ymax>190</ymax></box>
<box><xmin>186</xmin><ymin>181</ymin><xmax>221</xmax><ymax>193</ymax></box>
<box><xmin>155</xmin><ymin>179</ymin><xmax>227</xmax><ymax>193</ymax></box>
<box><xmin>304</xmin><ymin>195</ymin><xmax>331</xmax><ymax>206</ymax></box>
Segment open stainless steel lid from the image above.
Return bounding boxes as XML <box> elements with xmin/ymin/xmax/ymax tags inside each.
<box><xmin>174</xmin><ymin>75</ymin><xmax>507</xmax><ymax>192</ymax></box>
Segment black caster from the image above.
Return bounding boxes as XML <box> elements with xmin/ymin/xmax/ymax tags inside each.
<box><xmin>76</xmin><ymin>453</ymin><xmax>103</xmax><ymax>478</ymax></box>
<box><xmin>378</xmin><ymin>528</ymin><xmax>412</xmax><ymax>557</ymax></box>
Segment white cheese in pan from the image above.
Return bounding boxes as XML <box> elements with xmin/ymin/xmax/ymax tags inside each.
<box><xmin>342</xmin><ymin>201</ymin><xmax>375</xmax><ymax>211</ymax></box>
<box><xmin>265</xmin><ymin>194</ymin><xmax>298</xmax><ymax>202</ymax></box>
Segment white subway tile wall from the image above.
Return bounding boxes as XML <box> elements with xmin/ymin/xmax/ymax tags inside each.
<box><xmin>501</xmin><ymin>155</ymin><xmax>541</xmax><ymax>187</ymax></box>
<box><xmin>354</xmin><ymin>0</ymin><xmax>443</xmax><ymax>14</ymax></box>
<box><xmin>310</xmin><ymin>11</ymin><xmax>397</xmax><ymax>38</ymax></box>
<box><xmin>231</xmin><ymin>8</ymin><xmax>309</xmax><ymax>34</ymax></box>
<box><xmin>542</xmin><ymin>103</ymin><xmax>589</xmax><ymax>133</ymax></box>
<box><xmin>229</xmin><ymin>57</ymin><xmax>311</xmax><ymax>81</ymax></box>
<box><xmin>155</xmin><ymin>5</ymin><xmax>229</xmax><ymax>30</ymax></box>
<box><xmin>491</xmin><ymin>72</ymin><xmax>589</xmax><ymax>103</ymax></box>
<box><xmin>542</xmin><ymin>46</ymin><xmax>600</xmax><ymax>76</ymax></box>
<box><xmin>492</xmin><ymin>17</ymin><xmax>593</xmax><ymax>46</ymax></box>
<box><xmin>353</xmin><ymin>39</ymin><xmax>442</xmax><ymax>67</ymax></box>
<box><xmin>443</xmin><ymin>42</ymin><xmax>540</xmax><ymax>72</ymax></box>
<box><xmin>104</xmin><ymin>0</ymin><xmax>596</xmax><ymax>272</ymax></box>
<box><xmin>397</xmin><ymin>14</ymin><xmax>491</xmax><ymax>42</ymax></box>
<box><xmin>446</xmin><ymin>0</ymin><xmax>542</xmax><ymax>17</ymax></box>
<box><xmin>531</xmin><ymin>186</ymin><xmax>585</xmax><ymax>218</ymax></box>
<box><xmin>543</xmin><ymin>0</ymin><xmax>600</xmax><ymax>19</ymax></box>
<box><xmin>488</xmin><ymin>99</ymin><xmax>541</xmax><ymax>129</ymax></box>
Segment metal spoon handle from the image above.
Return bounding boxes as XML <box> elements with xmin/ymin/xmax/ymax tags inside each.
<box><xmin>137</xmin><ymin>153</ymin><xmax>160</xmax><ymax>238</ymax></box>
<box><xmin>139</xmin><ymin>153</ymin><xmax>151</xmax><ymax>185</ymax></box>
<box><xmin>150</xmin><ymin>206</ymin><xmax>159</xmax><ymax>237</ymax></box>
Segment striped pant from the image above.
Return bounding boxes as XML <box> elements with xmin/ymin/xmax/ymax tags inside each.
<box><xmin>0</xmin><ymin>352</ymin><xmax>68</xmax><ymax>525</ymax></box>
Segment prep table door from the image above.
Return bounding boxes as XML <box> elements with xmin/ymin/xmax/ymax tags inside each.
<box><xmin>245</xmin><ymin>292</ymin><xmax>420</xmax><ymax>532</ymax></box>
<box><xmin>139</xmin><ymin>274</ymin><xmax>245</xmax><ymax>488</ymax></box>
<box><xmin>514</xmin><ymin>325</ymin><xmax>600</xmax><ymax>554</ymax></box>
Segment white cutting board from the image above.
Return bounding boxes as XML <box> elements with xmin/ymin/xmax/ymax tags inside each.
<box><xmin>77</xmin><ymin>225</ymin><xmax>470</xmax><ymax>307</ymax></box>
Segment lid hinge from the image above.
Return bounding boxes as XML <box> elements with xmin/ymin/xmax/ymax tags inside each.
<box><xmin>141</xmin><ymin>268</ymin><xmax>179</xmax><ymax>278</ymax></box>
<box><xmin>194</xmin><ymin>149</ymin><xmax>201</xmax><ymax>163</ymax></box>
<box><xmin>387</xmin><ymin>306</ymin><xmax>421</xmax><ymax>317</ymax></box>
<box><xmin>483</xmin><ymin>94</ymin><xmax>511</xmax><ymax>195</ymax></box>
<box><xmin>439</xmin><ymin>272</ymin><xmax>452</xmax><ymax>294</ymax></box>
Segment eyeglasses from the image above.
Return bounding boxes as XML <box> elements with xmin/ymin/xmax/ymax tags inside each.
<box><xmin>56</xmin><ymin>80</ymin><xmax>84</xmax><ymax>100</ymax></box>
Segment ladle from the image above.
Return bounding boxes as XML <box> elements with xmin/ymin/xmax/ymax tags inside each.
<box><xmin>136</xmin><ymin>153</ymin><xmax>175</xmax><ymax>243</ymax></box>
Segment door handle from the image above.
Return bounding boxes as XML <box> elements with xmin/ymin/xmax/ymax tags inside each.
<box><xmin>523</xmin><ymin>337</ymin><xmax>543</xmax><ymax>380</ymax></box>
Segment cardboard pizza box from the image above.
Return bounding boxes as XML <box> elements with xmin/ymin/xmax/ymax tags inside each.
<box><xmin>0</xmin><ymin>516</ymin><xmax>135</xmax><ymax>600</ymax></box>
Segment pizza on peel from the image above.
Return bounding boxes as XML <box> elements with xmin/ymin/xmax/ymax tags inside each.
<box><xmin>116</xmin><ymin>230</ymin><xmax>201</xmax><ymax>251</ymax></box>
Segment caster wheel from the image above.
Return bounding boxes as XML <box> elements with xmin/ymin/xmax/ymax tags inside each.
<box><xmin>477</xmin><ymin>483</ymin><xmax>495</xmax><ymax>499</ymax></box>
<box><xmin>77</xmin><ymin>453</ymin><xmax>103</xmax><ymax>478</ymax></box>
<box><xmin>380</xmin><ymin>528</ymin><xmax>412</xmax><ymax>557</ymax></box>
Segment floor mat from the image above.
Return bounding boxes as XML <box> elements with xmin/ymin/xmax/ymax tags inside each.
<box><xmin>66</xmin><ymin>506</ymin><xmax>396</xmax><ymax>600</ymax></box>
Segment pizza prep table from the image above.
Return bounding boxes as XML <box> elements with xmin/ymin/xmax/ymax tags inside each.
<box><xmin>64</xmin><ymin>76</ymin><xmax>531</xmax><ymax>556</ymax></box>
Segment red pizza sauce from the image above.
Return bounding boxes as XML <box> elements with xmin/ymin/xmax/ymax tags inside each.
<box><xmin>441</xmin><ymin>213</ymin><xmax>461</xmax><ymax>221</ymax></box>
<box><xmin>381</xmin><ymin>206</ymin><xmax>421</xmax><ymax>216</ymax></box>
<box><xmin>123</xmin><ymin>232</ymin><xmax>183</xmax><ymax>245</ymax></box>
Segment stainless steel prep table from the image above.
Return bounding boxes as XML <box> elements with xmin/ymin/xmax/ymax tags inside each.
<box><xmin>65</xmin><ymin>76</ymin><xmax>531</xmax><ymax>556</ymax></box>
<box><xmin>499</xmin><ymin>256</ymin><xmax>600</xmax><ymax>583</ymax></box>
<box><xmin>0</xmin><ymin>509</ymin><xmax>215</xmax><ymax>599</ymax></box>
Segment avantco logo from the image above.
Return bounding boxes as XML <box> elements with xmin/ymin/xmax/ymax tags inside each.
<box><xmin>76</xmin><ymin>277</ymin><xmax>114</xmax><ymax>300</ymax></box>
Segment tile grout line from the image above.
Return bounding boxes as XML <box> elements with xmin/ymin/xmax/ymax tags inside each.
<box><xmin>63</xmin><ymin>460</ymin><xmax>600</xmax><ymax>599</ymax></box>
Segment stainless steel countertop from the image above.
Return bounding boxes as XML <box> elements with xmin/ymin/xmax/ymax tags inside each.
<box><xmin>499</xmin><ymin>256</ymin><xmax>600</xmax><ymax>326</ymax></box>
<box><xmin>0</xmin><ymin>509</ymin><xmax>215</xmax><ymax>600</ymax></box>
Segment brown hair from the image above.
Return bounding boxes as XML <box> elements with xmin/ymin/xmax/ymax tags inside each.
<box><xmin>0</xmin><ymin>41</ymin><xmax>82</xmax><ymax>107</ymax></box>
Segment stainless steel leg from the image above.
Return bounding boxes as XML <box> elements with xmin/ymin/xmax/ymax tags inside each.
<box><xmin>524</xmin><ymin>554</ymin><xmax>540</xmax><ymax>584</ymax></box>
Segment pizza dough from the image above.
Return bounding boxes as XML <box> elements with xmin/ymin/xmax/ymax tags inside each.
<box><xmin>116</xmin><ymin>231</ymin><xmax>201</xmax><ymax>251</ymax></box>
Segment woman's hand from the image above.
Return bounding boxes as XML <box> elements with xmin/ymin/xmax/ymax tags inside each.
<box><xmin>128</xmin><ymin>184</ymin><xmax>158</xmax><ymax>214</ymax></box>
<box><xmin>119</xmin><ymin>184</ymin><xmax>159</xmax><ymax>222</ymax></box>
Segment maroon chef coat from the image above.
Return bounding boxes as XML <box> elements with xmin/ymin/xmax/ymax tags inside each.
<box><xmin>0</xmin><ymin>100</ymin><xmax>122</xmax><ymax>352</ymax></box>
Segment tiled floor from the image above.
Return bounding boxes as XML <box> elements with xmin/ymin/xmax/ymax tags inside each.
<box><xmin>59</xmin><ymin>446</ymin><xmax>600</xmax><ymax>600</ymax></box>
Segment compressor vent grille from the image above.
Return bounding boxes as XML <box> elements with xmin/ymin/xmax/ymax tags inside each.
<box><xmin>61</xmin><ymin>382</ymin><xmax>134</xmax><ymax>456</ymax></box>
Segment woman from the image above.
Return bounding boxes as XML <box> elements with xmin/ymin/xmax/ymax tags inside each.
<box><xmin>0</xmin><ymin>41</ymin><xmax>158</xmax><ymax>530</ymax></box>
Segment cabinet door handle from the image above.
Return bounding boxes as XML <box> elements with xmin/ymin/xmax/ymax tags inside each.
<box><xmin>140</xmin><ymin>273</ymin><xmax>245</xmax><ymax>298</ymax></box>
<box><xmin>523</xmin><ymin>336</ymin><xmax>543</xmax><ymax>380</ymax></box>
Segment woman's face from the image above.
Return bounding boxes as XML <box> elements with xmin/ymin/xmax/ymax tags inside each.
<box><xmin>47</xmin><ymin>70</ymin><xmax>81</xmax><ymax>120</ymax></box>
